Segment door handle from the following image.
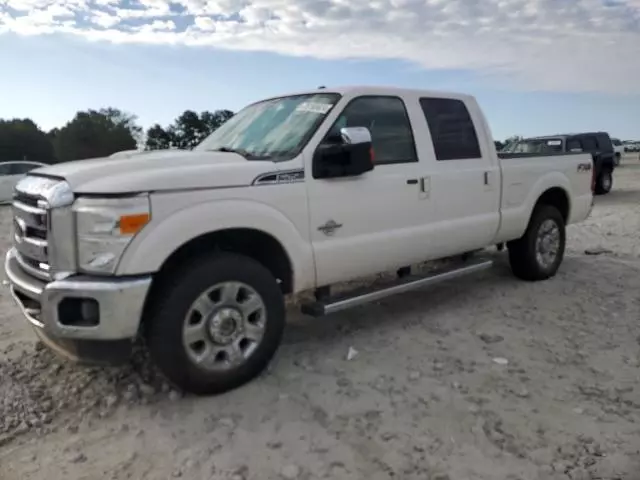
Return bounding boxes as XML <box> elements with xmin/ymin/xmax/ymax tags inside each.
<box><xmin>406</xmin><ymin>179</ymin><xmax>418</xmax><ymax>185</ymax></box>
<box><xmin>483</xmin><ymin>172</ymin><xmax>489</xmax><ymax>185</ymax></box>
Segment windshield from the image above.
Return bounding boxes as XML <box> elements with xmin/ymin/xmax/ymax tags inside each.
<box><xmin>611</xmin><ymin>138</ymin><xmax>621</xmax><ymax>146</ymax></box>
<box><xmin>507</xmin><ymin>138</ymin><xmax>564</xmax><ymax>154</ymax></box>
<box><xmin>195</xmin><ymin>93</ymin><xmax>341</xmax><ymax>161</ymax></box>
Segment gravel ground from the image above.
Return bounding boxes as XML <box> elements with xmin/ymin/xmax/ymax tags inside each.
<box><xmin>1</xmin><ymin>155</ymin><xmax>639</xmax><ymax>480</ymax></box>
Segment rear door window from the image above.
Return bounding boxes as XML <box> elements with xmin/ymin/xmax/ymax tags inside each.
<box><xmin>419</xmin><ymin>97</ymin><xmax>482</xmax><ymax>160</ymax></box>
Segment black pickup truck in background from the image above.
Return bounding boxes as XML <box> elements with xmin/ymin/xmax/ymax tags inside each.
<box><xmin>504</xmin><ymin>132</ymin><xmax>616</xmax><ymax>195</ymax></box>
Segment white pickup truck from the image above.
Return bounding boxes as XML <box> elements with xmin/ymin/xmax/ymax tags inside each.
<box><xmin>5</xmin><ymin>86</ymin><xmax>594</xmax><ymax>395</ymax></box>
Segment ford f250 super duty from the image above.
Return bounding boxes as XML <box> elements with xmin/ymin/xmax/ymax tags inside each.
<box><xmin>5</xmin><ymin>86</ymin><xmax>595</xmax><ymax>395</ymax></box>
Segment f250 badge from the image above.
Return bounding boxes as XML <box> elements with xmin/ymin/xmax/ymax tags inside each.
<box><xmin>318</xmin><ymin>220</ymin><xmax>342</xmax><ymax>236</ymax></box>
<box><xmin>577</xmin><ymin>163</ymin><xmax>592</xmax><ymax>172</ymax></box>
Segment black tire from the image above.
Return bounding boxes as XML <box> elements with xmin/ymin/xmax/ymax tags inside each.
<box><xmin>145</xmin><ymin>252</ymin><xmax>285</xmax><ymax>395</ymax></box>
<box><xmin>507</xmin><ymin>204</ymin><xmax>566</xmax><ymax>282</ymax></box>
<box><xmin>595</xmin><ymin>169</ymin><xmax>613</xmax><ymax>195</ymax></box>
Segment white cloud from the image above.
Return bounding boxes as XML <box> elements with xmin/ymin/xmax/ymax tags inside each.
<box><xmin>90</xmin><ymin>10</ymin><xmax>120</xmax><ymax>28</ymax></box>
<box><xmin>193</xmin><ymin>16</ymin><xmax>216</xmax><ymax>31</ymax></box>
<box><xmin>138</xmin><ymin>19</ymin><xmax>176</xmax><ymax>31</ymax></box>
<box><xmin>1</xmin><ymin>0</ymin><xmax>640</xmax><ymax>93</ymax></box>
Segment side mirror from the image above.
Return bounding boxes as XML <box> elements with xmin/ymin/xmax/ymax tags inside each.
<box><xmin>313</xmin><ymin>127</ymin><xmax>374</xmax><ymax>179</ymax></box>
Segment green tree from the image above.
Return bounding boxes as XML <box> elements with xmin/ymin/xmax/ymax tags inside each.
<box><xmin>53</xmin><ymin>108</ymin><xmax>141</xmax><ymax>162</ymax></box>
<box><xmin>169</xmin><ymin>110</ymin><xmax>203</xmax><ymax>149</ymax></box>
<box><xmin>0</xmin><ymin>118</ymin><xmax>55</xmax><ymax>162</ymax></box>
<box><xmin>200</xmin><ymin>109</ymin><xmax>234</xmax><ymax>135</ymax></box>
<box><xmin>145</xmin><ymin>109</ymin><xmax>234</xmax><ymax>151</ymax></box>
<box><xmin>503</xmin><ymin>135</ymin><xmax>523</xmax><ymax>150</ymax></box>
<box><xmin>145</xmin><ymin>124</ymin><xmax>174</xmax><ymax>150</ymax></box>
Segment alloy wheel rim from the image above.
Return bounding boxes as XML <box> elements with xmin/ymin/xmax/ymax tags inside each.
<box><xmin>535</xmin><ymin>219</ymin><xmax>560</xmax><ymax>270</ymax></box>
<box><xmin>182</xmin><ymin>281</ymin><xmax>267</xmax><ymax>371</ymax></box>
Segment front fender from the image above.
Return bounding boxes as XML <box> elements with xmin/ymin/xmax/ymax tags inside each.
<box><xmin>116</xmin><ymin>198</ymin><xmax>316</xmax><ymax>293</ymax></box>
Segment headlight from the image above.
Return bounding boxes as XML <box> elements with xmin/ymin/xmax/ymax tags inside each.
<box><xmin>74</xmin><ymin>196</ymin><xmax>150</xmax><ymax>274</ymax></box>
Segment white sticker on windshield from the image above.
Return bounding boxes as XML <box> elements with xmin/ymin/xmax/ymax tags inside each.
<box><xmin>296</xmin><ymin>102</ymin><xmax>333</xmax><ymax>114</ymax></box>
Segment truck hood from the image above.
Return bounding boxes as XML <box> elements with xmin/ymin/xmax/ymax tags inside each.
<box><xmin>33</xmin><ymin>150</ymin><xmax>277</xmax><ymax>194</ymax></box>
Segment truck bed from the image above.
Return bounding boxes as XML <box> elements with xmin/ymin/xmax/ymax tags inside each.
<box><xmin>494</xmin><ymin>152</ymin><xmax>594</xmax><ymax>243</ymax></box>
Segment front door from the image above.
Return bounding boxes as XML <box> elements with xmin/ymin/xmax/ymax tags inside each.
<box><xmin>306</xmin><ymin>95</ymin><xmax>434</xmax><ymax>287</ymax></box>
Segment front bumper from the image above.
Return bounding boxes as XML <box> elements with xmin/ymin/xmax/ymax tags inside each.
<box><xmin>5</xmin><ymin>248</ymin><xmax>152</xmax><ymax>362</ymax></box>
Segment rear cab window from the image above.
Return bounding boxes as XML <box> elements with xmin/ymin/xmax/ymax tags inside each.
<box><xmin>419</xmin><ymin>97</ymin><xmax>481</xmax><ymax>160</ymax></box>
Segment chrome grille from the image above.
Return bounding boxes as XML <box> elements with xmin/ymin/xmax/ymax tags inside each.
<box><xmin>11</xmin><ymin>176</ymin><xmax>75</xmax><ymax>279</ymax></box>
<box><xmin>13</xmin><ymin>190</ymin><xmax>51</xmax><ymax>280</ymax></box>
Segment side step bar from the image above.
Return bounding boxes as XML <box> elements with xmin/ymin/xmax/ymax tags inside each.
<box><xmin>301</xmin><ymin>259</ymin><xmax>493</xmax><ymax>317</ymax></box>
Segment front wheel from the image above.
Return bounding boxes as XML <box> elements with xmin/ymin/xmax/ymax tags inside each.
<box><xmin>508</xmin><ymin>205</ymin><xmax>566</xmax><ymax>281</ymax></box>
<box><xmin>145</xmin><ymin>253</ymin><xmax>285</xmax><ymax>395</ymax></box>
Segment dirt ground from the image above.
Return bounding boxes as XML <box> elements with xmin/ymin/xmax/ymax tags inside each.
<box><xmin>1</xmin><ymin>155</ymin><xmax>639</xmax><ymax>480</ymax></box>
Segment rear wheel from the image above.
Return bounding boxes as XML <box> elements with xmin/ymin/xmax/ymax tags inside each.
<box><xmin>508</xmin><ymin>204</ymin><xmax>566</xmax><ymax>281</ymax></box>
<box><xmin>145</xmin><ymin>253</ymin><xmax>285</xmax><ymax>395</ymax></box>
<box><xmin>595</xmin><ymin>169</ymin><xmax>613</xmax><ymax>195</ymax></box>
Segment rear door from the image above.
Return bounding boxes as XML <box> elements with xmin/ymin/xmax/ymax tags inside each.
<box><xmin>412</xmin><ymin>97</ymin><xmax>501</xmax><ymax>256</ymax></box>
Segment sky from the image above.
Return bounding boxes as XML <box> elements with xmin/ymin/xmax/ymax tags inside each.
<box><xmin>1</xmin><ymin>0</ymin><xmax>639</xmax><ymax>141</ymax></box>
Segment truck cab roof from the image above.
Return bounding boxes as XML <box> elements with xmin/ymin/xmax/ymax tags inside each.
<box><xmin>259</xmin><ymin>85</ymin><xmax>477</xmax><ymax>103</ymax></box>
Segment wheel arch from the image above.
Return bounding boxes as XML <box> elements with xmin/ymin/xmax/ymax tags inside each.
<box><xmin>150</xmin><ymin>228</ymin><xmax>294</xmax><ymax>294</ymax></box>
<box><xmin>116</xmin><ymin>199</ymin><xmax>316</xmax><ymax>293</ymax></box>
<box><xmin>533</xmin><ymin>187</ymin><xmax>570</xmax><ymax>224</ymax></box>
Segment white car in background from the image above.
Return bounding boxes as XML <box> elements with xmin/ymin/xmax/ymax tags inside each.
<box><xmin>611</xmin><ymin>138</ymin><xmax>624</xmax><ymax>166</ymax></box>
<box><xmin>624</xmin><ymin>142</ymin><xmax>639</xmax><ymax>152</ymax></box>
<box><xmin>0</xmin><ymin>161</ymin><xmax>47</xmax><ymax>204</ymax></box>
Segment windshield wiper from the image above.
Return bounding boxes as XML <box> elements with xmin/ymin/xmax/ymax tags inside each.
<box><xmin>208</xmin><ymin>147</ymin><xmax>271</xmax><ymax>160</ymax></box>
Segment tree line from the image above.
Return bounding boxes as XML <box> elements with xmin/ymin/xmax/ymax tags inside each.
<box><xmin>0</xmin><ymin>108</ymin><xmax>234</xmax><ymax>164</ymax></box>
<box><xmin>0</xmin><ymin>106</ymin><xmax>520</xmax><ymax>164</ymax></box>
